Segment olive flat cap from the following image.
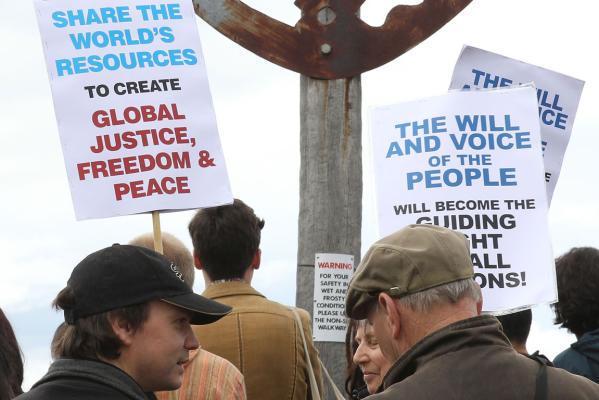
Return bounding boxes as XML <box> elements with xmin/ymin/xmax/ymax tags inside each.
<box><xmin>346</xmin><ymin>224</ymin><xmax>474</xmax><ymax>319</ymax></box>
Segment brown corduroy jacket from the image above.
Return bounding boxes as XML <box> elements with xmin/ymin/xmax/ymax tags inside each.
<box><xmin>194</xmin><ymin>281</ymin><xmax>323</xmax><ymax>400</ymax></box>
<box><xmin>370</xmin><ymin>315</ymin><xmax>599</xmax><ymax>400</ymax></box>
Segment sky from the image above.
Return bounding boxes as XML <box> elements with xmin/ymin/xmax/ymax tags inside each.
<box><xmin>1</xmin><ymin>0</ymin><xmax>598</xmax><ymax>390</ymax></box>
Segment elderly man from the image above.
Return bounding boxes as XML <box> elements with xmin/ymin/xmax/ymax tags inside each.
<box><xmin>345</xmin><ymin>224</ymin><xmax>599</xmax><ymax>399</ymax></box>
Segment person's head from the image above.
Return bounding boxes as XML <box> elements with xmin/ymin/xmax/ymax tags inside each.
<box><xmin>129</xmin><ymin>232</ymin><xmax>195</xmax><ymax>287</ymax></box>
<box><xmin>0</xmin><ymin>308</ymin><xmax>23</xmax><ymax>399</ymax></box>
<box><xmin>553</xmin><ymin>247</ymin><xmax>599</xmax><ymax>338</ymax></box>
<box><xmin>52</xmin><ymin>244</ymin><xmax>231</xmax><ymax>392</ymax></box>
<box><xmin>188</xmin><ymin>199</ymin><xmax>265</xmax><ymax>281</ymax></box>
<box><xmin>497</xmin><ymin>309</ymin><xmax>532</xmax><ymax>354</ymax></box>
<box><xmin>345</xmin><ymin>319</ymin><xmax>366</xmax><ymax>397</ymax></box>
<box><xmin>346</xmin><ymin>224</ymin><xmax>482</xmax><ymax>363</ymax></box>
<box><xmin>352</xmin><ymin>320</ymin><xmax>392</xmax><ymax>394</ymax></box>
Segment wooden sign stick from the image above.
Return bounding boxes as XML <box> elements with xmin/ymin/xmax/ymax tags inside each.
<box><xmin>152</xmin><ymin>211</ymin><xmax>164</xmax><ymax>254</ymax></box>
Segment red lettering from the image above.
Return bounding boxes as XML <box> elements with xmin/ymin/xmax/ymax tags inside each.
<box><xmin>113</xmin><ymin>176</ymin><xmax>190</xmax><ymax>201</ymax></box>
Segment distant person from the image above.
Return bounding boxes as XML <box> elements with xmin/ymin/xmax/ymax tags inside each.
<box><xmin>0</xmin><ymin>307</ymin><xmax>24</xmax><ymax>398</ymax></box>
<box><xmin>18</xmin><ymin>244</ymin><xmax>231</xmax><ymax>400</ymax></box>
<box><xmin>345</xmin><ymin>224</ymin><xmax>599</xmax><ymax>399</ymax></box>
<box><xmin>129</xmin><ymin>232</ymin><xmax>246</xmax><ymax>400</ymax></box>
<box><xmin>552</xmin><ymin>247</ymin><xmax>599</xmax><ymax>383</ymax></box>
<box><xmin>352</xmin><ymin>320</ymin><xmax>391</xmax><ymax>398</ymax></box>
<box><xmin>189</xmin><ymin>199</ymin><xmax>323</xmax><ymax>400</ymax></box>
<box><xmin>497</xmin><ymin>309</ymin><xmax>552</xmax><ymax>365</ymax></box>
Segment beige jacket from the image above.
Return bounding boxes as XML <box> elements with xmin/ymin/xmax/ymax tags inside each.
<box><xmin>194</xmin><ymin>281</ymin><xmax>323</xmax><ymax>400</ymax></box>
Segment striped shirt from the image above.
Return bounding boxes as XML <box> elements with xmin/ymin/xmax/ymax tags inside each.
<box><xmin>156</xmin><ymin>349</ymin><xmax>246</xmax><ymax>400</ymax></box>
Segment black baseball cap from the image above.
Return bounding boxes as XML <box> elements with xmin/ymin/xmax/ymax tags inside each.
<box><xmin>63</xmin><ymin>244</ymin><xmax>231</xmax><ymax>325</ymax></box>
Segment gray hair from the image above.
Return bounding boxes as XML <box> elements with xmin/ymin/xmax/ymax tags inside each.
<box><xmin>398</xmin><ymin>278</ymin><xmax>481</xmax><ymax>313</ymax></box>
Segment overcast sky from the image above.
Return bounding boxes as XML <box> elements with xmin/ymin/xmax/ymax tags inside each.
<box><xmin>1</xmin><ymin>0</ymin><xmax>598</xmax><ymax>389</ymax></box>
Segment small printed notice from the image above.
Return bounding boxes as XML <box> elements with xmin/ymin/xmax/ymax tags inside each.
<box><xmin>313</xmin><ymin>253</ymin><xmax>354</xmax><ymax>342</ymax></box>
<box><xmin>370</xmin><ymin>86</ymin><xmax>556</xmax><ymax>312</ymax></box>
<box><xmin>34</xmin><ymin>0</ymin><xmax>232</xmax><ymax>219</ymax></box>
<box><xmin>450</xmin><ymin>45</ymin><xmax>585</xmax><ymax>204</ymax></box>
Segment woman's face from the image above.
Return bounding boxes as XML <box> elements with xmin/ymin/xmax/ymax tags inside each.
<box><xmin>352</xmin><ymin>322</ymin><xmax>391</xmax><ymax>394</ymax></box>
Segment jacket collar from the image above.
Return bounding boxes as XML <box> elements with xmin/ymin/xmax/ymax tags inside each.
<box><xmin>202</xmin><ymin>280</ymin><xmax>266</xmax><ymax>300</ymax></box>
<box><xmin>35</xmin><ymin>358</ymin><xmax>156</xmax><ymax>399</ymax></box>
<box><xmin>383</xmin><ymin>315</ymin><xmax>509</xmax><ymax>388</ymax></box>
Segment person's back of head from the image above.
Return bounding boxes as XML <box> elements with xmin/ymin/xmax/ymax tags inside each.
<box><xmin>497</xmin><ymin>309</ymin><xmax>532</xmax><ymax>354</ymax></box>
<box><xmin>553</xmin><ymin>246</ymin><xmax>599</xmax><ymax>338</ymax></box>
<box><xmin>188</xmin><ymin>199</ymin><xmax>264</xmax><ymax>281</ymax></box>
<box><xmin>129</xmin><ymin>232</ymin><xmax>195</xmax><ymax>287</ymax></box>
<box><xmin>0</xmin><ymin>308</ymin><xmax>23</xmax><ymax>399</ymax></box>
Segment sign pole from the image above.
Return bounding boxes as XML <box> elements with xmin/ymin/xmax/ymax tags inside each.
<box><xmin>152</xmin><ymin>211</ymin><xmax>164</xmax><ymax>255</ymax></box>
<box><xmin>296</xmin><ymin>75</ymin><xmax>362</xmax><ymax>397</ymax></box>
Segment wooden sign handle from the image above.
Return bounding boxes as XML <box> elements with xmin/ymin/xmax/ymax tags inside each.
<box><xmin>152</xmin><ymin>211</ymin><xmax>163</xmax><ymax>254</ymax></box>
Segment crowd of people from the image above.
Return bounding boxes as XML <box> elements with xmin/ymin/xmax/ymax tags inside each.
<box><xmin>2</xmin><ymin>199</ymin><xmax>599</xmax><ymax>399</ymax></box>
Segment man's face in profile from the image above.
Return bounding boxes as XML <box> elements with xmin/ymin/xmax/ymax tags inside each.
<box><xmin>123</xmin><ymin>300</ymin><xmax>199</xmax><ymax>392</ymax></box>
<box><xmin>367</xmin><ymin>297</ymin><xmax>398</xmax><ymax>364</ymax></box>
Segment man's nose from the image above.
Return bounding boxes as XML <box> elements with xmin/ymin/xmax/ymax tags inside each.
<box><xmin>185</xmin><ymin>327</ymin><xmax>200</xmax><ymax>350</ymax></box>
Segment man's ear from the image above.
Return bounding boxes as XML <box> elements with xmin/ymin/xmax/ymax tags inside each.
<box><xmin>251</xmin><ymin>249</ymin><xmax>261</xmax><ymax>270</ymax></box>
<box><xmin>193</xmin><ymin>253</ymin><xmax>204</xmax><ymax>270</ymax></box>
<box><xmin>476</xmin><ymin>298</ymin><xmax>483</xmax><ymax>316</ymax></box>
<box><xmin>378</xmin><ymin>293</ymin><xmax>401</xmax><ymax>340</ymax></box>
<box><xmin>109</xmin><ymin>315</ymin><xmax>136</xmax><ymax>346</ymax></box>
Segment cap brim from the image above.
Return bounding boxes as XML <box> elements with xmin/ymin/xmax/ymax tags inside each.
<box><xmin>161</xmin><ymin>293</ymin><xmax>232</xmax><ymax>325</ymax></box>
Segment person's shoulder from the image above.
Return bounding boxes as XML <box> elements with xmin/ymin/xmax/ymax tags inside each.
<box><xmin>553</xmin><ymin>346</ymin><xmax>583</xmax><ymax>368</ymax></box>
<box><xmin>199</xmin><ymin>350</ymin><xmax>243</xmax><ymax>375</ymax></box>
<box><xmin>547</xmin><ymin>364</ymin><xmax>599</xmax><ymax>397</ymax></box>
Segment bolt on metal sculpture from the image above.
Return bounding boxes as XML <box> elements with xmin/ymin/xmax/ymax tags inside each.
<box><xmin>193</xmin><ymin>0</ymin><xmax>472</xmax><ymax>79</ymax></box>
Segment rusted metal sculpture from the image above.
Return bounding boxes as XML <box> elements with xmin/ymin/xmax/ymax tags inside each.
<box><xmin>193</xmin><ymin>1</ymin><xmax>472</xmax><ymax>397</ymax></box>
<box><xmin>193</xmin><ymin>0</ymin><xmax>472</xmax><ymax>79</ymax></box>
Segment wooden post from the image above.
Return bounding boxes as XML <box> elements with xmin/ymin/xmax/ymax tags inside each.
<box><xmin>152</xmin><ymin>211</ymin><xmax>164</xmax><ymax>254</ymax></box>
<box><xmin>296</xmin><ymin>75</ymin><xmax>362</xmax><ymax>398</ymax></box>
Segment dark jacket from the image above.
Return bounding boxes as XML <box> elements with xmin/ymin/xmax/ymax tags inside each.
<box><xmin>554</xmin><ymin>328</ymin><xmax>599</xmax><ymax>383</ymax></box>
<box><xmin>369</xmin><ymin>315</ymin><xmax>599</xmax><ymax>400</ymax></box>
<box><xmin>16</xmin><ymin>358</ymin><xmax>157</xmax><ymax>400</ymax></box>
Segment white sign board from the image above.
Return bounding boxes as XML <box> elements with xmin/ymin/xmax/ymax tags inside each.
<box><xmin>450</xmin><ymin>45</ymin><xmax>585</xmax><ymax>204</ymax></box>
<box><xmin>313</xmin><ymin>253</ymin><xmax>354</xmax><ymax>342</ymax></box>
<box><xmin>35</xmin><ymin>0</ymin><xmax>233</xmax><ymax>220</ymax></box>
<box><xmin>371</xmin><ymin>86</ymin><xmax>556</xmax><ymax>312</ymax></box>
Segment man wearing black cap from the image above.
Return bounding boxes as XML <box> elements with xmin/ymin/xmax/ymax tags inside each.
<box><xmin>345</xmin><ymin>224</ymin><xmax>599</xmax><ymax>399</ymax></box>
<box><xmin>18</xmin><ymin>244</ymin><xmax>231</xmax><ymax>400</ymax></box>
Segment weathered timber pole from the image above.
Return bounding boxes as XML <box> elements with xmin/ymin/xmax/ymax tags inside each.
<box><xmin>194</xmin><ymin>1</ymin><xmax>473</xmax><ymax>398</ymax></box>
<box><xmin>296</xmin><ymin>76</ymin><xmax>362</xmax><ymax>398</ymax></box>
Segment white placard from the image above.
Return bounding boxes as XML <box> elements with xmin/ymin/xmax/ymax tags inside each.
<box><xmin>371</xmin><ymin>86</ymin><xmax>556</xmax><ymax>312</ymax></box>
<box><xmin>35</xmin><ymin>0</ymin><xmax>233</xmax><ymax>220</ymax></box>
<box><xmin>450</xmin><ymin>45</ymin><xmax>585</xmax><ymax>204</ymax></box>
<box><xmin>313</xmin><ymin>253</ymin><xmax>354</xmax><ymax>342</ymax></box>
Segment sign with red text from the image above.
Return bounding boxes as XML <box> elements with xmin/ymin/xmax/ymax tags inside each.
<box><xmin>313</xmin><ymin>253</ymin><xmax>354</xmax><ymax>342</ymax></box>
<box><xmin>371</xmin><ymin>86</ymin><xmax>556</xmax><ymax>312</ymax></box>
<box><xmin>35</xmin><ymin>0</ymin><xmax>232</xmax><ymax>219</ymax></box>
<box><xmin>450</xmin><ymin>45</ymin><xmax>585</xmax><ymax>204</ymax></box>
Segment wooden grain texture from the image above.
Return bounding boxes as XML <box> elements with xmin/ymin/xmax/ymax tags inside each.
<box><xmin>297</xmin><ymin>75</ymin><xmax>362</xmax><ymax>399</ymax></box>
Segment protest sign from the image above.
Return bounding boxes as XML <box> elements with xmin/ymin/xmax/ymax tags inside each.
<box><xmin>450</xmin><ymin>45</ymin><xmax>585</xmax><ymax>204</ymax></box>
<box><xmin>371</xmin><ymin>86</ymin><xmax>555</xmax><ymax>312</ymax></box>
<box><xmin>313</xmin><ymin>253</ymin><xmax>353</xmax><ymax>342</ymax></box>
<box><xmin>35</xmin><ymin>0</ymin><xmax>232</xmax><ymax>220</ymax></box>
